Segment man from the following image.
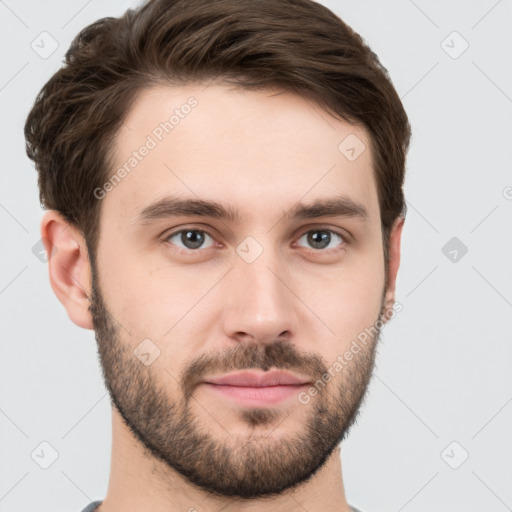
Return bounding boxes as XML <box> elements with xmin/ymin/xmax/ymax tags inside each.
<box><xmin>24</xmin><ymin>0</ymin><xmax>411</xmax><ymax>510</ymax></box>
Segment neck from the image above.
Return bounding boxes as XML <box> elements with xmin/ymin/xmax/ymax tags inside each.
<box><xmin>99</xmin><ymin>409</ymin><xmax>352</xmax><ymax>512</ymax></box>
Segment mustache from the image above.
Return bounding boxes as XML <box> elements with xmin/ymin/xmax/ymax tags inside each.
<box><xmin>180</xmin><ymin>340</ymin><xmax>328</xmax><ymax>399</ymax></box>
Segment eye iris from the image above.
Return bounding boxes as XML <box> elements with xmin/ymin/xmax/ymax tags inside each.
<box><xmin>308</xmin><ymin>230</ymin><xmax>331</xmax><ymax>249</ymax></box>
<box><xmin>182</xmin><ymin>230</ymin><xmax>205</xmax><ymax>249</ymax></box>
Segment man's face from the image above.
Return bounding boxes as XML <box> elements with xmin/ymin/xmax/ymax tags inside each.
<box><xmin>89</xmin><ymin>83</ymin><xmax>389</xmax><ymax>498</ymax></box>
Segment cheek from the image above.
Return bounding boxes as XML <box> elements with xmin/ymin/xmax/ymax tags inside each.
<box><xmin>96</xmin><ymin>237</ymin><xmax>217</xmax><ymax>343</ymax></box>
<box><xmin>301</xmin><ymin>249</ymin><xmax>385</xmax><ymax>362</ymax></box>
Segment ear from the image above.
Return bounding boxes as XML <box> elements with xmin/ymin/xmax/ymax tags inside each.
<box><xmin>41</xmin><ymin>210</ymin><xmax>94</xmax><ymax>330</ymax></box>
<box><xmin>381</xmin><ymin>215</ymin><xmax>405</xmax><ymax>323</ymax></box>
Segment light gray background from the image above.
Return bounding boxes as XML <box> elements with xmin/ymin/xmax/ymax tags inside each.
<box><xmin>1</xmin><ymin>1</ymin><xmax>511</xmax><ymax>511</ymax></box>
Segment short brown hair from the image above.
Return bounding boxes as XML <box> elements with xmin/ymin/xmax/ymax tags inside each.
<box><xmin>25</xmin><ymin>0</ymin><xmax>411</xmax><ymax>270</ymax></box>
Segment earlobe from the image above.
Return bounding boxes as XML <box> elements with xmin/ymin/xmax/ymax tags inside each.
<box><xmin>381</xmin><ymin>215</ymin><xmax>405</xmax><ymax>323</ymax></box>
<box><xmin>41</xmin><ymin>211</ymin><xmax>94</xmax><ymax>330</ymax></box>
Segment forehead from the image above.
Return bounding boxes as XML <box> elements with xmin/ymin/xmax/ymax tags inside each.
<box><xmin>102</xmin><ymin>82</ymin><xmax>380</xmax><ymax>230</ymax></box>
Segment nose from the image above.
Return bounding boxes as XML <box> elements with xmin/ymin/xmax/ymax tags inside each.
<box><xmin>221</xmin><ymin>248</ymin><xmax>298</xmax><ymax>346</ymax></box>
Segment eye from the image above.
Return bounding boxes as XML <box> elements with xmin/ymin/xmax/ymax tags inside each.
<box><xmin>295</xmin><ymin>228</ymin><xmax>345</xmax><ymax>252</ymax></box>
<box><xmin>165</xmin><ymin>229</ymin><xmax>216</xmax><ymax>251</ymax></box>
<box><xmin>163</xmin><ymin>226</ymin><xmax>347</xmax><ymax>254</ymax></box>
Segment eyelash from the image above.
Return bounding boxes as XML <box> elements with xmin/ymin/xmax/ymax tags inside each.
<box><xmin>163</xmin><ymin>226</ymin><xmax>349</xmax><ymax>254</ymax></box>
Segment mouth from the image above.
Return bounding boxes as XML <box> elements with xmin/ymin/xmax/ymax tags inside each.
<box><xmin>201</xmin><ymin>370</ymin><xmax>312</xmax><ymax>406</ymax></box>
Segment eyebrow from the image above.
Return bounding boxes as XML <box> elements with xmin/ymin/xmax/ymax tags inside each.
<box><xmin>133</xmin><ymin>194</ymin><xmax>369</xmax><ymax>225</ymax></box>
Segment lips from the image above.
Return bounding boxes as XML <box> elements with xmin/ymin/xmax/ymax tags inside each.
<box><xmin>204</xmin><ymin>370</ymin><xmax>311</xmax><ymax>387</ymax></box>
<box><xmin>201</xmin><ymin>370</ymin><xmax>311</xmax><ymax>406</ymax></box>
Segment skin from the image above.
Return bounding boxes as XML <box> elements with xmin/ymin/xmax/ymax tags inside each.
<box><xmin>42</xmin><ymin>82</ymin><xmax>404</xmax><ymax>512</ymax></box>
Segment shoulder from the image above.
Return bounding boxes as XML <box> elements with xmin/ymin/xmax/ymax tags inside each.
<box><xmin>80</xmin><ymin>501</ymin><xmax>102</xmax><ymax>512</ymax></box>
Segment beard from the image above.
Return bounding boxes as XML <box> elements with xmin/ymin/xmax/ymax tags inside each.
<box><xmin>88</xmin><ymin>261</ymin><xmax>384</xmax><ymax>500</ymax></box>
